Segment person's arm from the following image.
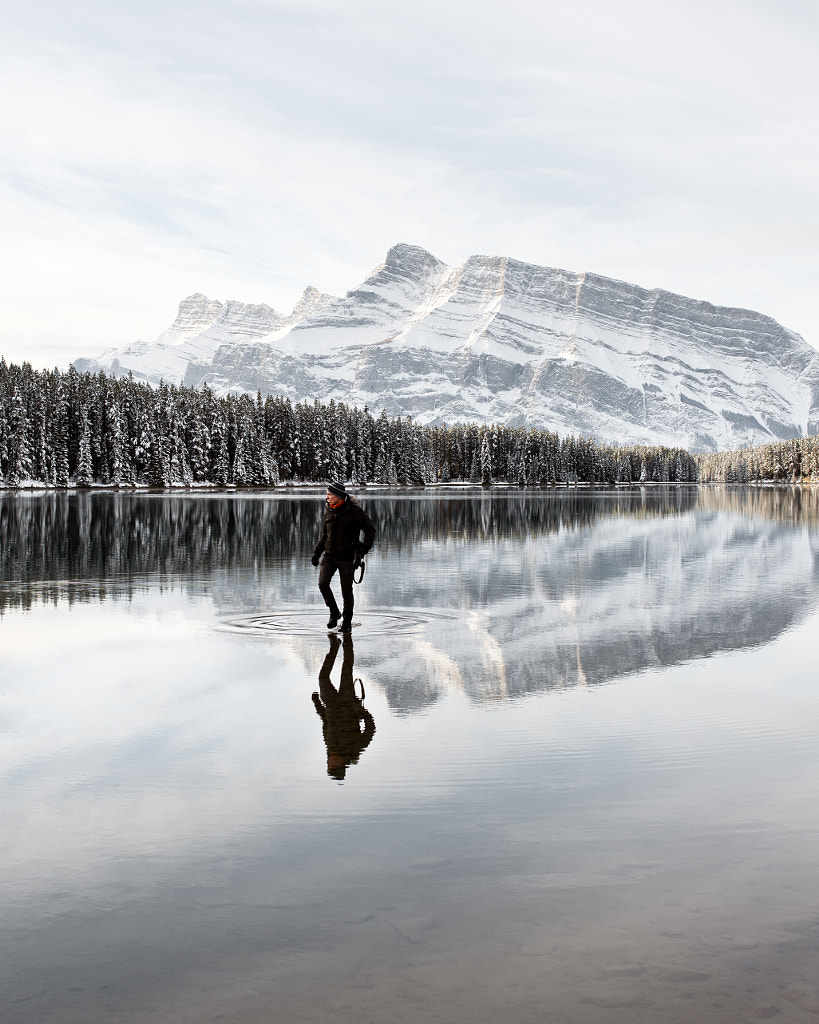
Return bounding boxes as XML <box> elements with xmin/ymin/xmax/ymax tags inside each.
<box><xmin>312</xmin><ymin>519</ymin><xmax>327</xmax><ymax>564</ymax></box>
<box><xmin>312</xmin><ymin>692</ymin><xmax>327</xmax><ymax>722</ymax></box>
<box><xmin>357</xmin><ymin>509</ymin><xmax>376</xmax><ymax>556</ymax></box>
<box><xmin>359</xmin><ymin>708</ymin><xmax>375</xmax><ymax>748</ymax></box>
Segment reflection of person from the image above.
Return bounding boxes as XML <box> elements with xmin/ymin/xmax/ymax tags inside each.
<box><xmin>312</xmin><ymin>633</ymin><xmax>375</xmax><ymax>780</ymax></box>
<box><xmin>311</xmin><ymin>481</ymin><xmax>376</xmax><ymax>633</ymax></box>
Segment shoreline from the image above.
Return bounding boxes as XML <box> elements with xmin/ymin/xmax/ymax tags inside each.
<box><xmin>1</xmin><ymin>480</ymin><xmax>816</xmax><ymax>494</ymax></box>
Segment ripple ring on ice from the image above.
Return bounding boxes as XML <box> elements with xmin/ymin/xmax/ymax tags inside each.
<box><xmin>221</xmin><ymin>608</ymin><xmax>455</xmax><ymax>637</ymax></box>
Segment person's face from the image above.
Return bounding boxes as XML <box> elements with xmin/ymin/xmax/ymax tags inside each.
<box><xmin>326</xmin><ymin>491</ymin><xmax>344</xmax><ymax>508</ymax></box>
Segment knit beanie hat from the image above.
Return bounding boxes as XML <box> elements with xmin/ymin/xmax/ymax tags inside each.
<box><xmin>326</xmin><ymin>482</ymin><xmax>348</xmax><ymax>499</ymax></box>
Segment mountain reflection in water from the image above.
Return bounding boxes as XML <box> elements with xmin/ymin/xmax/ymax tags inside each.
<box><xmin>1</xmin><ymin>487</ymin><xmax>817</xmax><ymax>712</ymax></box>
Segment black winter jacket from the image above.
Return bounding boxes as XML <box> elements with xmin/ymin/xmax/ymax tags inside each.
<box><xmin>314</xmin><ymin>497</ymin><xmax>376</xmax><ymax>563</ymax></box>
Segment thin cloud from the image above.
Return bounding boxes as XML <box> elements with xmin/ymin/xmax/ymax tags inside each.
<box><xmin>2</xmin><ymin>0</ymin><xmax>818</xmax><ymax>368</ymax></box>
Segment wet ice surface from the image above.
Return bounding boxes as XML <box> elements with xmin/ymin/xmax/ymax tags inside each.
<box><xmin>2</xmin><ymin>488</ymin><xmax>819</xmax><ymax>1023</ymax></box>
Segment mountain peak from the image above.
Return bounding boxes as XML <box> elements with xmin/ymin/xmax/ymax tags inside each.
<box><xmin>384</xmin><ymin>242</ymin><xmax>439</xmax><ymax>264</ymax></box>
<box><xmin>367</xmin><ymin>243</ymin><xmax>448</xmax><ymax>284</ymax></box>
<box><xmin>160</xmin><ymin>294</ymin><xmax>224</xmax><ymax>344</ymax></box>
<box><xmin>291</xmin><ymin>285</ymin><xmax>337</xmax><ymax>320</ymax></box>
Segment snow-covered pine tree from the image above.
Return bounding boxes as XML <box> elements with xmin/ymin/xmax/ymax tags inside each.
<box><xmin>410</xmin><ymin>424</ymin><xmax>425</xmax><ymax>486</ymax></box>
<box><xmin>76</xmin><ymin>412</ymin><xmax>94</xmax><ymax>487</ymax></box>
<box><xmin>0</xmin><ymin>401</ymin><xmax>8</xmax><ymax>484</ymax></box>
<box><xmin>30</xmin><ymin>390</ymin><xmax>48</xmax><ymax>484</ymax></box>
<box><xmin>469</xmin><ymin>449</ymin><xmax>481</xmax><ymax>484</ymax></box>
<box><xmin>330</xmin><ymin>409</ymin><xmax>346</xmax><ymax>483</ymax></box>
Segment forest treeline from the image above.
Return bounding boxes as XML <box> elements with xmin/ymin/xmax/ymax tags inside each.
<box><xmin>0</xmin><ymin>360</ymin><xmax>697</xmax><ymax>487</ymax></box>
<box><xmin>695</xmin><ymin>437</ymin><xmax>819</xmax><ymax>483</ymax></box>
<box><xmin>2</xmin><ymin>359</ymin><xmax>818</xmax><ymax>487</ymax></box>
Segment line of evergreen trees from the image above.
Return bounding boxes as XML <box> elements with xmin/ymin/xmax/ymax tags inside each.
<box><xmin>696</xmin><ymin>437</ymin><xmax>819</xmax><ymax>483</ymax></box>
<box><xmin>0</xmin><ymin>359</ymin><xmax>699</xmax><ymax>487</ymax></box>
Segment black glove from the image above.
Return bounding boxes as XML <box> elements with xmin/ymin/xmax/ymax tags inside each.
<box><xmin>353</xmin><ymin>551</ymin><xmax>362</xmax><ymax>570</ymax></box>
<box><xmin>311</xmin><ymin>552</ymin><xmax>320</xmax><ymax>567</ymax></box>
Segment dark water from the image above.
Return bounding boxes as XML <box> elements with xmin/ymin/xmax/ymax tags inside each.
<box><xmin>2</xmin><ymin>487</ymin><xmax>819</xmax><ymax>1023</ymax></box>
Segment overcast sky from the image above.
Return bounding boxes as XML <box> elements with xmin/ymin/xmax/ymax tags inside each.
<box><xmin>2</xmin><ymin>0</ymin><xmax>818</xmax><ymax>369</ymax></box>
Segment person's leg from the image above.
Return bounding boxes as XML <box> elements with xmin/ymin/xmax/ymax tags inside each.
<box><xmin>337</xmin><ymin>632</ymin><xmax>356</xmax><ymax>698</ymax></box>
<box><xmin>338</xmin><ymin>562</ymin><xmax>355</xmax><ymax>630</ymax></box>
<box><xmin>314</xmin><ymin>635</ymin><xmax>341</xmax><ymax>712</ymax></box>
<box><xmin>318</xmin><ymin>633</ymin><xmax>341</xmax><ymax>688</ymax></box>
<box><xmin>318</xmin><ymin>558</ymin><xmax>341</xmax><ymax>626</ymax></box>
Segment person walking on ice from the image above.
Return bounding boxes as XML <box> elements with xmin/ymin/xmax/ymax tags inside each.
<box><xmin>311</xmin><ymin>482</ymin><xmax>376</xmax><ymax>633</ymax></box>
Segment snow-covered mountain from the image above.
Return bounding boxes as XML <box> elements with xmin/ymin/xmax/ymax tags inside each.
<box><xmin>73</xmin><ymin>244</ymin><xmax>819</xmax><ymax>451</ymax></box>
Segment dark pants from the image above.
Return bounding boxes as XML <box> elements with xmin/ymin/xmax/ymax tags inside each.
<box><xmin>319</xmin><ymin>556</ymin><xmax>355</xmax><ymax>620</ymax></box>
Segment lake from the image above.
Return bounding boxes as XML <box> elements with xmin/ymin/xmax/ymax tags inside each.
<box><xmin>2</xmin><ymin>487</ymin><xmax>819</xmax><ymax>1023</ymax></box>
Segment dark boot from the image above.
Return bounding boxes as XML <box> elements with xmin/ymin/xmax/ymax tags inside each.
<box><xmin>338</xmin><ymin>614</ymin><xmax>352</xmax><ymax>633</ymax></box>
<box><xmin>327</xmin><ymin>609</ymin><xmax>339</xmax><ymax>629</ymax></box>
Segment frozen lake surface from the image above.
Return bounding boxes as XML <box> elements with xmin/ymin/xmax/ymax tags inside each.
<box><xmin>2</xmin><ymin>487</ymin><xmax>819</xmax><ymax>1024</ymax></box>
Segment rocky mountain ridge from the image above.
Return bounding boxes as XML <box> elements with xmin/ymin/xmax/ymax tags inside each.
<box><xmin>74</xmin><ymin>244</ymin><xmax>819</xmax><ymax>451</ymax></box>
